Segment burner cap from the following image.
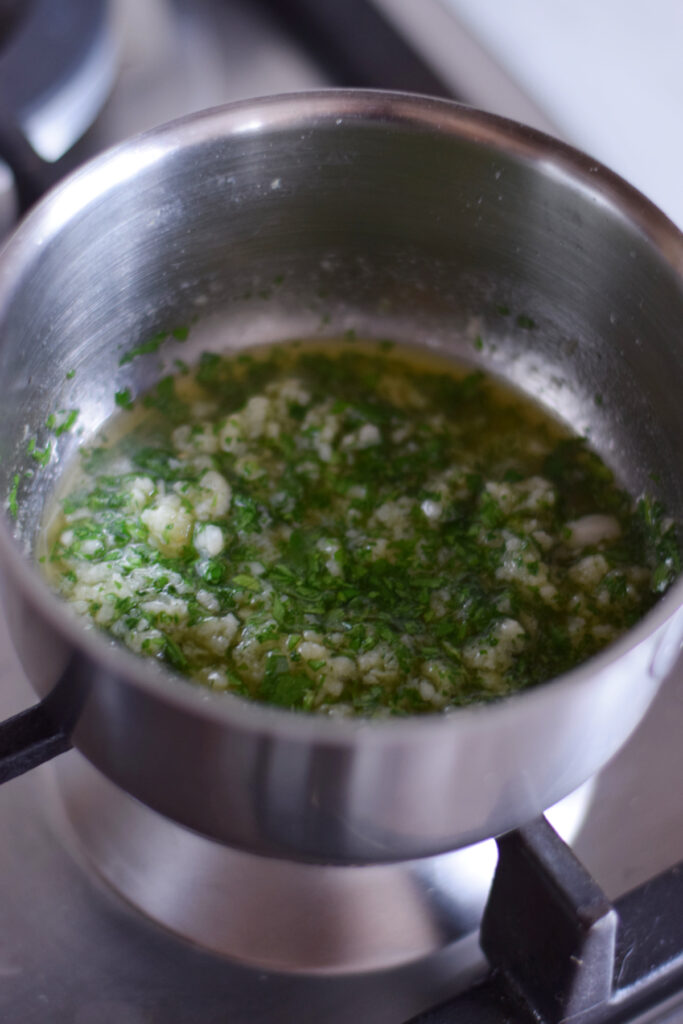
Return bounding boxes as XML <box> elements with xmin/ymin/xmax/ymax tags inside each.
<box><xmin>0</xmin><ymin>0</ymin><xmax>117</xmax><ymax>161</ymax></box>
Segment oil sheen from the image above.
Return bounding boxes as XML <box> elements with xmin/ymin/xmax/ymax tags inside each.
<box><xmin>44</xmin><ymin>340</ymin><xmax>679</xmax><ymax>716</ymax></box>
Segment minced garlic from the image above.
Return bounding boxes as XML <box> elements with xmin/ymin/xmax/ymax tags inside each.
<box><xmin>44</xmin><ymin>340</ymin><xmax>679</xmax><ymax>715</ymax></box>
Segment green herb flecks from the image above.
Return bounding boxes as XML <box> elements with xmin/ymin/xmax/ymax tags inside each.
<box><xmin>45</xmin><ymin>408</ymin><xmax>79</xmax><ymax>435</ymax></box>
<box><xmin>115</xmin><ymin>389</ymin><xmax>134</xmax><ymax>410</ymax></box>
<box><xmin>119</xmin><ymin>331</ymin><xmax>168</xmax><ymax>365</ymax></box>
<box><xmin>118</xmin><ymin>324</ymin><xmax>190</xmax><ymax>366</ymax></box>
<box><xmin>27</xmin><ymin>438</ymin><xmax>52</xmax><ymax>467</ymax></box>
<box><xmin>43</xmin><ymin>339</ymin><xmax>679</xmax><ymax>717</ymax></box>
<box><xmin>8</xmin><ymin>473</ymin><xmax>20</xmax><ymax>517</ymax></box>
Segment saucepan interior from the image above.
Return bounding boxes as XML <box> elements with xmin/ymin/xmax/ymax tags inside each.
<box><xmin>0</xmin><ymin>91</ymin><xmax>681</xmax><ymax>862</ymax></box>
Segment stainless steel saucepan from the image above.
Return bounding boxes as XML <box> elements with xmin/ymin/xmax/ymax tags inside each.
<box><xmin>0</xmin><ymin>91</ymin><xmax>681</xmax><ymax>864</ymax></box>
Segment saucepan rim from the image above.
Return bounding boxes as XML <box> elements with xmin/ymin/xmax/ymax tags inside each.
<box><xmin>0</xmin><ymin>88</ymin><xmax>682</xmax><ymax>742</ymax></box>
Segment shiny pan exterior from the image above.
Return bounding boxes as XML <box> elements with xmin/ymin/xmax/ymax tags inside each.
<box><xmin>0</xmin><ymin>91</ymin><xmax>682</xmax><ymax>863</ymax></box>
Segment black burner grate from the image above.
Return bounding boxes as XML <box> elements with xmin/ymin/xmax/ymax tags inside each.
<box><xmin>409</xmin><ymin>817</ymin><xmax>683</xmax><ymax>1023</ymax></box>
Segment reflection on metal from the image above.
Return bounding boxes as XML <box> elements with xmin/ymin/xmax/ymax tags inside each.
<box><xmin>55</xmin><ymin>753</ymin><xmax>592</xmax><ymax>973</ymax></box>
<box><xmin>37</xmin><ymin>138</ymin><xmax>171</xmax><ymax>237</ymax></box>
<box><xmin>0</xmin><ymin>0</ymin><xmax>118</xmax><ymax>231</ymax></box>
<box><xmin>21</xmin><ymin>7</ymin><xmax>118</xmax><ymax>162</ymax></box>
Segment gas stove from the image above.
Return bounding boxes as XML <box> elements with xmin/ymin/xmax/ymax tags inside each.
<box><xmin>0</xmin><ymin>1</ymin><xmax>682</xmax><ymax>1021</ymax></box>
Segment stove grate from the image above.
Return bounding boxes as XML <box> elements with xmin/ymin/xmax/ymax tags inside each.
<box><xmin>410</xmin><ymin>817</ymin><xmax>683</xmax><ymax>1023</ymax></box>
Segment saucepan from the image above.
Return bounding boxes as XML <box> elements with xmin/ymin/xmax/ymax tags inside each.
<box><xmin>0</xmin><ymin>91</ymin><xmax>681</xmax><ymax>864</ymax></box>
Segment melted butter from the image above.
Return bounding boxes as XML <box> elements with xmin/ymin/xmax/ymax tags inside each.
<box><xmin>42</xmin><ymin>338</ymin><xmax>674</xmax><ymax>716</ymax></box>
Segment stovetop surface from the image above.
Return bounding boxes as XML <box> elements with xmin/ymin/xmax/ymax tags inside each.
<box><xmin>0</xmin><ymin>1</ymin><xmax>682</xmax><ymax>1020</ymax></box>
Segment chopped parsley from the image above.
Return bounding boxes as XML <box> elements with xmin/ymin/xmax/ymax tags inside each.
<box><xmin>115</xmin><ymin>389</ymin><xmax>134</xmax><ymax>410</ymax></box>
<box><xmin>8</xmin><ymin>473</ymin><xmax>20</xmax><ymax>518</ymax></box>
<box><xmin>118</xmin><ymin>330</ymin><xmax>168</xmax><ymax>365</ymax></box>
<box><xmin>119</xmin><ymin>325</ymin><xmax>191</xmax><ymax>365</ymax></box>
<box><xmin>27</xmin><ymin>438</ymin><xmax>52</xmax><ymax>467</ymax></box>
<box><xmin>516</xmin><ymin>314</ymin><xmax>537</xmax><ymax>330</ymax></box>
<box><xmin>46</xmin><ymin>408</ymin><xmax>79</xmax><ymax>435</ymax></box>
<box><xmin>44</xmin><ymin>340</ymin><xmax>679</xmax><ymax>716</ymax></box>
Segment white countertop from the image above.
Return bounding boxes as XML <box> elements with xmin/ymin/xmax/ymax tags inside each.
<box><xmin>376</xmin><ymin>0</ymin><xmax>683</xmax><ymax>230</ymax></box>
<box><xmin>441</xmin><ymin>0</ymin><xmax>683</xmax><ymax>229</ymax></box>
